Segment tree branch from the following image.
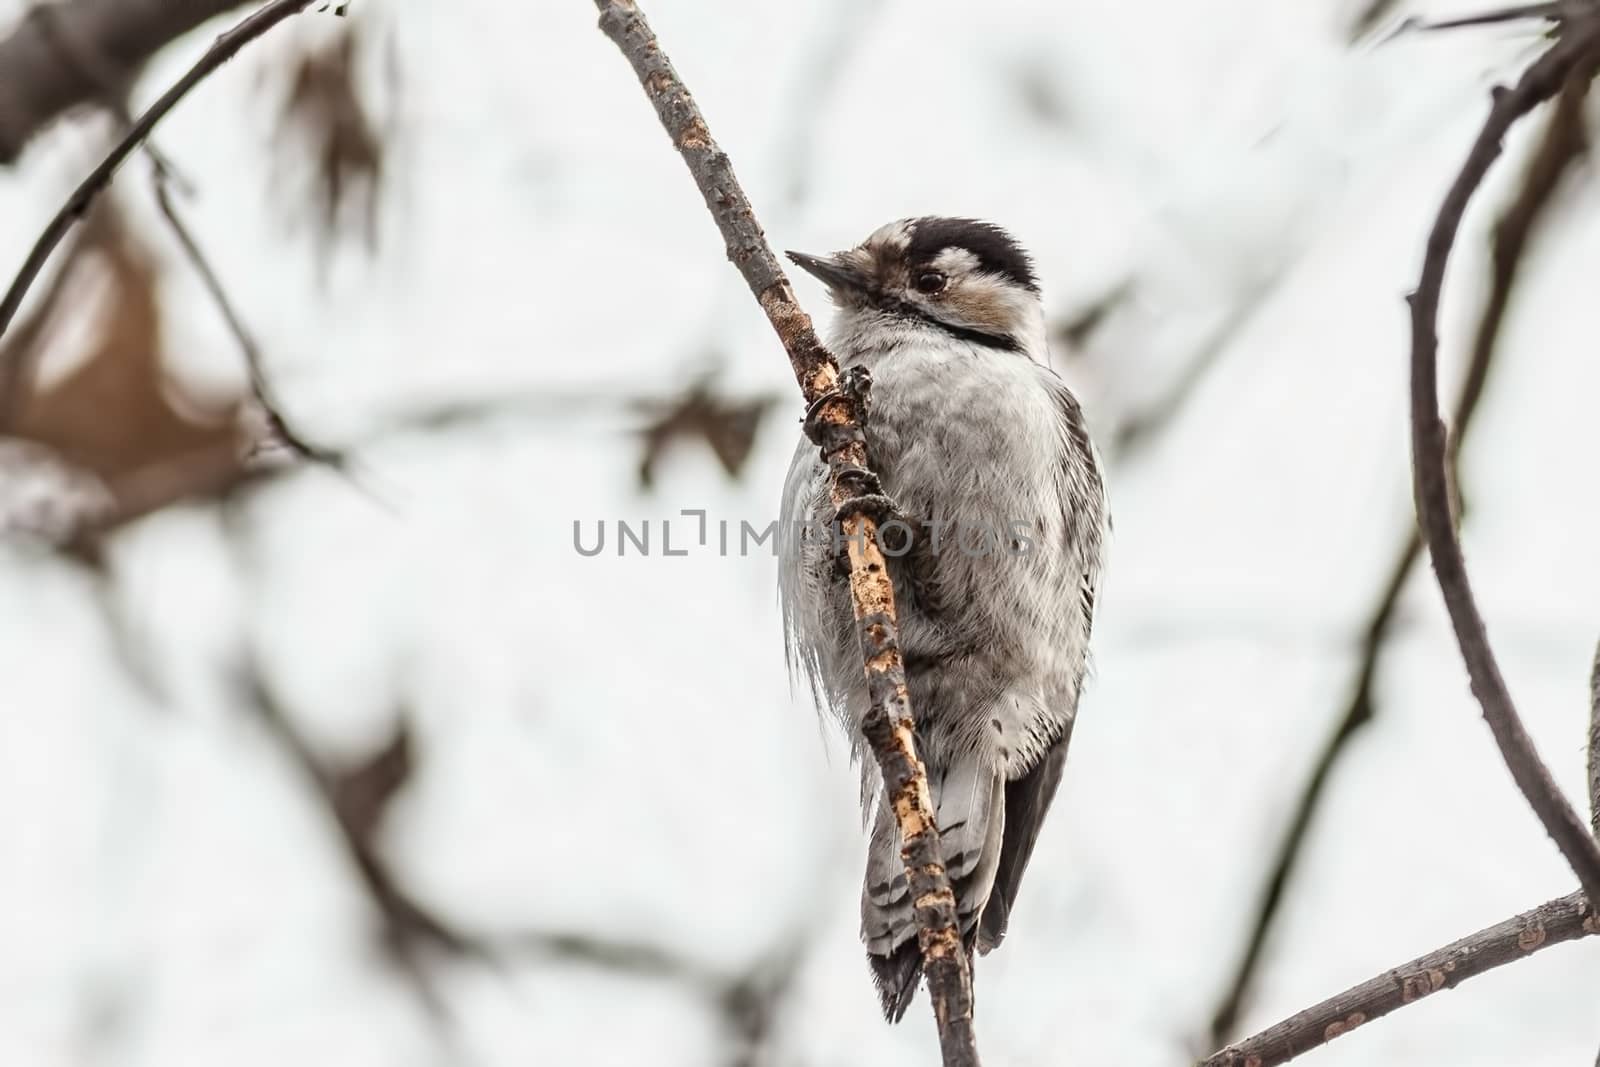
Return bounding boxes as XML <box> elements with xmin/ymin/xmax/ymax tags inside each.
<box><xmin>1394</xmin><ymin>1</ymin><xmax>1587</xmax><ymax>36</ymax></box>
<box><xmin>16</xmin><ymin>0</ymin><xmax>339</xmax><ymax>468</ymax></box>
<box><xmin>1204</xmin><ymin>535</ymin><xmax>1419</xmax><ymax>1046</ymax></box>
<box><xmin>1199</xmin><ymin>891</ymin><xmax>1599</xmax><ymax>1067</ymax></box>
<box><xmin>243</xmin><ymin>675</ymin><xmax>478</xmax><ymax>1021</ymax></box>
<box><xmin>1206</xmin><ymin>64</ymin><xmax>1591</xmax><ymax>1047</ymax></box>
<box><xmin>587</xmin><ymin>2</ymin><xmax>977</xmax><ymax>1062</ymax></box>
<box><xmin>0</xmin><ymin>0</ymin><xmax>254</xmax><ymax>162</ymax></box>
<box><xmin>1407</xmin><ymin>18</ymin><xmax>1600</xmax><ymax>908</ymax></box>
<box><xmin>149</xmin><ymin>170</ymin><xmax>339</xmax><ymax>466</ymax></box>
<box><xmin>0</xmin><ymin>0</ymin><xmax>315</xmax><ymax>361</ymax></box>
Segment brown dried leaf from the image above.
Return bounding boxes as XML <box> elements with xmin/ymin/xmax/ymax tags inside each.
<box><xmin>273</xmin><ymin>21</ymin><xmax>387</xmax><ymax>253</ymax></box>
<box><xmin>0</xmin><ymin>199</ymin><xmax>247</xmax><ymax>540</ymax></box>
<box><xmin>631</xmin><ymin>379</ymin><xmax>779</xmax><ymax>490</ymax></box>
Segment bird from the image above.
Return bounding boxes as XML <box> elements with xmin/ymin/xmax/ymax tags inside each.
<box><xmin>777</xmin><ymin>216</ymin><xmax>1108</xmax><ymax>1023</ymax></box>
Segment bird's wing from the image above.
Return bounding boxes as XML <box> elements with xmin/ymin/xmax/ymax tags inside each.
<box><xmin>975</xmin><ymin>719</ymin><xmax>1073</xmax><ymax>953</ymax></box>
<box><xmin>976</xmin><ymin>371</ymin><xmax>1108</xmax><ymax>954</ymax></box>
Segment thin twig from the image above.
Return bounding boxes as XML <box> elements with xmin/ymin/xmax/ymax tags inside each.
<box><xmin>1408</xmin><ymin>19</ymin><xmax>1600</xmax><ymax>907</ymax></box>
<box><xmin>1205</xmin><ymin>67</ymin><xmax>1591</xmax><ymax>1047</ymax></box>
<box><xmin>0</xmin><ymin>0</ymin><xmax>315</xmax><ymax>356</ymax></box>
<box><xmin>588</xmin><ymin>2</ymin><xmax>977</xmax><ymax>1062</ymax></box>
<box><xmin>1112</xmin><ymin>282</ymin><xmax>1276</xmax><ymax>459</ymax></box>
<box><xmin>1205</xmin><ymin>536</ymin><xmax>1419</xmax><ymax>1046</ymax></box>
<box><xmin>25</xmin><ymin>0</ymin><xmax>338</xmax><ymax>467</ymax></box>
<box><xmin>244</xmin><ymin>675</ymin><xmax>476</xmax><ymax>1021</ymax></box>
<box><xmin>1199</xmin><ymin>891</ymin><xmax>1599</xmax><ymax>1067</ymax></box>
<box><xmin>1392</xmin><ymin>1</ymin><xmax>1589</xmax><ymax>36</ymax></box>
<box><xmin>148</xmin><ymin>171</ymin><xmax>339</xmax><ymax>465</ymax></box>
<box><xmin>1351</xmin><ymin>0</ymin><xmax>1406</xmax><ymax>41</ymax></box>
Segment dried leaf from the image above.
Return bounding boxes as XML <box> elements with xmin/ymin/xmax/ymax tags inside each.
<box><xmin>631</xmin><ymin>379</ymin><xmax>779</xmax><ymax>490</ymax></box>
<box><xmin>272</xmin><ymin>20</ymin><xmax>387</xmax><ymax>254</ymax></box>
<box><xmin>0</xmin><ymin>199</ymin><xmax>248</xmax><ymax>544</ymax></box>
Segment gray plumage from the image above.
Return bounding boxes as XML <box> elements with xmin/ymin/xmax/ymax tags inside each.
<box><xmin>777</xmin><ymin>217</ymin><xmax>1108</xmax><ymax>1022</ymax></box>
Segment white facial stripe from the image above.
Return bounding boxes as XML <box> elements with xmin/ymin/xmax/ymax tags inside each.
<box><xmin>931</xmin><ymin>247</ymin><xmax>981</xmax><ymax>274</ymax></box>
<box><xmin>864</xmin><ymin>219</ymin><xmax>913</xmax><ymax>253</ymax></box>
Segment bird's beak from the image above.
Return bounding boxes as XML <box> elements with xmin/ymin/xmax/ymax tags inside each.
<box><xmin>785</xmin><ymin>250</ymin><xmax>867</xmax><ymax>294</ymax></box>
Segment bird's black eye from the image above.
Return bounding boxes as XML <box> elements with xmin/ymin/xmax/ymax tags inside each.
<box><xmin>914</xmin><ymin>270</ymin><xmax>947</xmax><ymax>294</ymax></box>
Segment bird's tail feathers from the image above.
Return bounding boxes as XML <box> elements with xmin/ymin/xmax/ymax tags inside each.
<box><xmin>860</xmin><ymin>756</ymin><xmax>1004</xmax><ymax>1022</ymax></box>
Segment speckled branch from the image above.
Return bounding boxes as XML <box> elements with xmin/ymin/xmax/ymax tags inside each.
<box><xmin>1406</xmin><ymin>19</ymin><xmax>1600</xmax><ymax>909</ymax></box>
<box><xmin>0</xmin><ymin>0</ymin><xmax>315</xmax><ymax>356</ymax></box>
<box><xmin>1200</xmin><ymin>891</ymin><xmax>1599</xmax><ymax>1067</ymax></box>
<box><xmin>589</xmin><ymin>2</ymin><xmax>977</xmax><ymax>1062</ymax></box>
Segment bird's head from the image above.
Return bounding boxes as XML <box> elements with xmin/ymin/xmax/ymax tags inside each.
<box><xmin>786</xmin><ymin>217</ymin><xmax>1047</xmax><ymax>360</ymax></box>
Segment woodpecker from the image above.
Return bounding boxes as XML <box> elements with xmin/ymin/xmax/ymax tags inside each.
<box><xmin>777</xmin><ymin>216</ymin><xmax>1108</xmax><ymax>1022</ymax></box>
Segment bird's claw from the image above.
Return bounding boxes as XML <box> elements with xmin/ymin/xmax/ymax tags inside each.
<box><xmin>829</xmin><ymin>487</ymin><xmax>909</xmax><ymax>577</ymax></box>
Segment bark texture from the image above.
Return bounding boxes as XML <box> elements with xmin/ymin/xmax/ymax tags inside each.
<box><xmin>591</xmin><ymin>2</ymin><xmax>978</xmax><ymax>1062</ymax></box>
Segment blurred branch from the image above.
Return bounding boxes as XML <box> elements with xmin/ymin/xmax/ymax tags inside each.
<box><xmin>245</xmin><ymin>674</ymin><xmax>477</xmax><ymax>1020</ymax></box>
<box><xmin>0</xmin><ymin>0</ymin><xmax>354</xmax><ymax>504</ymax></box>
<box><xmin>588</xmin><ymin>1</ymin><xmax>978</xmax><ymax>1061</ymax></box>
<box><xmin>148</xmin><ymin>169</ymin><xmax>339</xmax><ymax>465</ymax></box>
<box><xmin>1350</xmin><ymin>0</ymin><xmax>1406</xmax><ymax>42</ymax></box>
<box><xmin>1200</xmin><ymin>891</ymin><xmax>1600</xmax><ymax>1067</ymax></box>
<box><xmin>1204</xmin><ymin>64</ymin><xmax>1591</xmax><ymax>1047</ymax></box>
<box><xmin>516</xmin><ymin>927</ymin><xmax>805</xmax><ymax>1067</ymax></box>
<box><xmin>1593</xmin><ymin>639</ymin><xmax>1600</xmax><ymax>1067</ymax></box>
<box><xmin>1203</xmin><ymin>536</ymin><xmax>1419</xmax><ymax>1047</ymax></box>
<box><xmin>248</xmin><ymin>670</ymin><xmax>809</xmax><ymax>1061</ymax></box>
<box><xmin>1395</xmin><ymin>2</ymin><xmax>1583</xmax><ymax>35</ymax></box>
<box><xmin>1407</xmin><ymin>16</ymin><xmax>1600</xmax><ymax>904</ymax></box>
<box><xmin>0</xmin><ymin>0</ymin><xmax>315</xmax><ymax>353</ymax></box>
<box><xmin>1051</xmin><ymin>282</ymin><xmax>1133</xmax><ymax>354</ymax></box>
<box><xmin>14</xmin><ymin>372</ymin><xmax>776</xmax><ymax>556</ymax></box>
<box><xmin>1358</xmin><ymin>0</ymin><xmax>1586</xmax><ymax>41</ymax></box>
<box><xmin>1111</xmin><ymin>285</ymin><xmax>1271</xmax><ymax>459</ymax></box>
<box><xmin>1590</xmin><ymin>638</ymin><xmax>1600</xmax><ymax>836</ymax></box>
<box><xmin>0</xmin><ymin>0</ymin><xmax>254</xmax><ymax>162</ymax></box>
<box><xmin>25</xmin><ymin>0</ymin><xmax>340</xmax><ymax>467</ymax></box>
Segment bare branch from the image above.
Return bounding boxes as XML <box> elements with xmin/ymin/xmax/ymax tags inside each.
<box><xmin>148</xmin><ymin>171</ymin><xmax>338</xmax><ymax>465</ymax></box>
<box><xmin>244</xmin><ymin>675</ymin><xmax>479</xmax><ymax>1020</ymax></box>
<box><xmin>1112</xmin><ymin>285</ymin><xmax>1273</xmax><ymax>459</ymax></box>
<box><xmin>1206</xmin><ymin>66</ymin><xmax>1591</xmax><ymax>1047</ymax></box>
<box><xmin>1205</xmin><ymin>536</ymin><xmax>1419</xmax><ymax>1046</ymax></box>
<box><xmin>1200</xmin><ymin>891</ymin><xmax>1599</xmax><ymax>1067</ymax></box>
<box><xmin>0</xmin><ymin>1</ymin><xmax>334</xmax><ymax>470</ymax></box>
<box><xmin>1407</xmin><ymin>19</ymin><xmax>1600</xmax><ymax>907</ymax></box>
<box><xmin>1350</xmin><ymin>0</ymin><xmax>1406</xmax><ymax>41</ymax></box>
<box><xmin>0</xmin><ymin>0</ymin><xmax>315</xmax><ymax>357</ymax></box>
<box><xmin>588</xmin><ymin>1</ymin><xmax>977</xmax><ymax>1061</ymax></box>
<box><xmin>1393</xmin><ymin>2</ymin><xmax>1582</xmax><ymax>35</ymax></box>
